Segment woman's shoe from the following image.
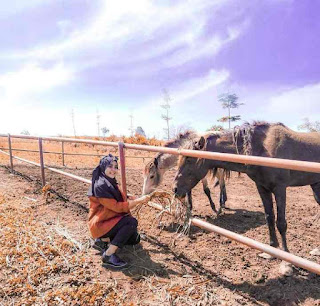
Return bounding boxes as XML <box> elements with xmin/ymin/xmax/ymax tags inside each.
<box><xmin>92</xmin><ymin>238</ymin><xmax>109</xmax><ymax>253</ymax></box>
<box><xmin>102</xmin><ymin>252</ymin><xmax>128</xmax><ymax>269</ymax></box>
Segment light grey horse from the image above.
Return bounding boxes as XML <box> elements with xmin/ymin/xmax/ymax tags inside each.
<box><xmin>142</xmin><ymin>131</ymin><xmax>228</xmax><ymax>214</ymax></box>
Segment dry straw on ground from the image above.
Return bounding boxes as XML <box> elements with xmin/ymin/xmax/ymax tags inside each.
<box><xmin>0</xmin><ymin>197</ymin><xmax>121</xmax><ymax>305</ymax></box>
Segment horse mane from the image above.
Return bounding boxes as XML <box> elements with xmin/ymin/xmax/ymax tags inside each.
<box><xmin>163</xmin><ymin>130</ymin><xmax>197</xmax><ymax>148</ymax></box>
<box><xmin>147</xmin><ymin>130</ymin><xmax>197</xmax><ymax>172</ymax></box>
<box><xmin>233</xmin><ymin>121</ymin><xmax>287</xmax><ymax>155</ymax></box>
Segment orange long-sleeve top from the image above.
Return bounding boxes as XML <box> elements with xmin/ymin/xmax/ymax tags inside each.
<box><xmin>88</xmin><ymin>191</ymin><xmax>130</xmax><ymax>239</ymax></box>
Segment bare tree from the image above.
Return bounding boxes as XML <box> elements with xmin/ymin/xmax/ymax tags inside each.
<box><xmin>96</xmin><ymin>109</ymin><xmax>101</xmax><ymax>137</ymax></box>
<box><xmin>170</xmin><ymin>124</ymin><xmax>193</xmax><ymax>139</ymax></box>
<box><xmin>129</xmin><ymin>112</ymin><xmax>135</xmax><ymax>137</ymax></box>
<box><xmin>21</xmin><ymin>130</ymin><xmax>30</xmax><ymax>135</ymax></box>
<box><xmin>217</xmin><ymin>93</ymin><xmax>243</xmax><ymax>129</ymax></box>
<box><xmin>298</xmin><ymin>118</ymin><xmax>320</xmax><ymax>132</ymax></box>
<box><xmin>206</xmin><ymin>125</ymin><xmax>225</xmax><ymax>132</ymax></box>
<box><xmin>70</xmin><ymin>109</ymin><xmax>77</xmax><ymax>137</ymax></box>
<box><xmin>161</xmin><ymin>88</ymin><xmax>172</xmax><ymax>140</ymax></box>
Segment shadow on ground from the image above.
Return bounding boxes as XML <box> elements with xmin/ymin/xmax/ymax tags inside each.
<box><xmin>141</xmin><ymin>234</ymin><xmax>320</xmax><ymax>305</ymax></box>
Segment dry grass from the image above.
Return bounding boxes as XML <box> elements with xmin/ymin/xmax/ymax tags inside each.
<box><xmin>138</xmin><ymin>275</ymin><xmax>221</xmax><ymax>305</ymax></box>
<box><xmin>0</xmin><ymin>173</ymin><xmax>224</xmax><ymax>305</ymax></box>
<box><xmin>0</xmin><ymin>195</ymin><xmax>221</xmax><ymax>305</ymax></box>
<box><xmin>0</xmin><ymin>196</ymin><xmax>120</xmax><ymax>305</ymax></box>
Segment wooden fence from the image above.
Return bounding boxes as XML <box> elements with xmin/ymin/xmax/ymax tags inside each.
<box><xmin>1</xmin><ymin>133</ymin><xmax>320</xmax><ymax>275</ymax></box>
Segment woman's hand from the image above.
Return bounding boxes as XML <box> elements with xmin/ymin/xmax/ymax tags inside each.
<box><xmin>128</xmin><ymin>195</ymin><xmax>137</xmax><ymax>200</ymax></box>
<box><xmin>128</xmin><ymin>195</ymin><xmax>151</xmax><ymax>209</ymax></box>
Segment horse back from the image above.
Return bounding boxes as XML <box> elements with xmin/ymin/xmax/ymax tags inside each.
<box><xmin>263</xmin><ymin>125</ymin><xmax>320</xmax><ymax>163</ymax></box>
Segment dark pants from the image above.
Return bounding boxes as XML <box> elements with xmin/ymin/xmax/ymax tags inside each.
<box><xmin>100</xmin><ymin>215</ymin><xmax>140</xmax><ymax>248</ymax></box>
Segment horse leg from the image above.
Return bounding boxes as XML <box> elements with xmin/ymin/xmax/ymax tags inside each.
<box><xmin>201</xmin><ymin>178</ymin><xmax>217</xmax><ymax>214</ymax></box>
<box><xmin>186</xmin><ymin>190</ymin><xmax>193</xmax><ymax>211</ymax></box>
<box><xmin>273</xmin><ymin>185</ymin><xmax>294</xmax><ymax>276</ymax></box>
<box><xmin>311</xmin><ymin>182</ymin><xmax>320</xmax><ymax>204</ymax></box>
<box><xmin>256</xmin><ymin>184</ymin><xmax>279</xmax><ymax>249</ymax></box>
<box><xmin>310</xmin><ymin>182</ymin><xmax>320</xmax><ymax>256</ymax></box>
<box><xmin>216</xmin><ymin>169</ymin><xmax>227</xmax><ymax>210</ymax></box>
<box><xmin>220</xmin><ymin>182</ymin><xmax>227</xmax><ymax>209</ymax></box>
<box><xmin>273</xmin><ymin>185</ymin><xmax>289</xmax><ymax>252</ymax></box>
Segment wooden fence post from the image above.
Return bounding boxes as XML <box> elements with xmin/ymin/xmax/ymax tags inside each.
<box><xmin>118</xmin><ymin>142</ymin><xmax>127</xmax><ymax>201</ymax></box>
<box><xmin>61</xmin><ymin>141</ymin><xmax>65</xmax><ymax>167</ymax></box>
<box><xmin>8</xmin><ymin>134</ymin><xmax>13</xmax><ymax>172</ymax></box>
<box><xmin>38</xmin><ymin>138</ymin><xmax>46</xmax><ymax>186</ymax></box>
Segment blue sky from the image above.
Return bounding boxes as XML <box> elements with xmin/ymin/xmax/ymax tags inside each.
<box><xmin>0</xmin><ymin>0</ymin><xmax>319</xmax><ymax>138</ymax></box>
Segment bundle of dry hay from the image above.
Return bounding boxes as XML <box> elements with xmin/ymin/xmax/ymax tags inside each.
<box><xmin>135</xmin><ymin>190</ymin><xmax>192</xmax><ymax>237</ymax></box>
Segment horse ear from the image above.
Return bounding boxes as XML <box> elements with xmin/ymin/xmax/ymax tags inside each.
<box><xmin>154</xmin><ymin>158</ymin><xmax>158</xmax><ymax>168</ymax></box>
<box><xmin>195</xmin><ymin>136</ymin><xmax>206</xmax><ymax>150</ymax></box>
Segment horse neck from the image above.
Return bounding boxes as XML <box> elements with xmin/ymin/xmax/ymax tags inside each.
<box><xmin>155</xmin><ymin>133</ymin><xmax>195</xmax><ymax>171</ymax></box>
<box><xmin>206</xmin><ymin>133</ymin><xmax>247</xmax><ymax>173</ymax></box>
<box><xmin>157</xmin><ymin>154</ymin><xmax>178</xmax><ymax>171</ymax></box>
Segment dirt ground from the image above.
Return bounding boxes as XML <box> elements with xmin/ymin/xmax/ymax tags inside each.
<box><xmin>0</xmin><ymin>157</ymin><xmax>320</xmax><ymax>305</ymax></box>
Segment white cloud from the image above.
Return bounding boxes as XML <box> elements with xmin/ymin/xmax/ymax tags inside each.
<box><xmin>2</xmin><ymin>0</ymin><xmax>241</xmax><ymax>73</ymax></box>
<box><xmin>124</xmin><ymin>69</ymin><xmax>230</xmax><ymax>137</ymax></box>
<box><xmin>231</xmin><ymin>82</ymin><xmax>320</xmax><ymax>130</ymax></box>
<box><xmin>0</xmin><ymin>62</ymin><xmax>73</xmax><ymax>101</ymax></box>
<box><xmin>148</xmin><ymin>69</ymin><xmax>229</xmax><ymax>107</ymax></box>
<box><xmin>267</xmin><ymin>83</ymin><xmax>320</xmax><ymax>117</ymax></box>
<box><xmin>0</xmin><ymin>0</ymin><xmax>249</xmax><ymax>137</ymax></box>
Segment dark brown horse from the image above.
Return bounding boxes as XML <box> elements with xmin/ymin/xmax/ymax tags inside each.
<box><xmin>173</xmin><ymin>122</ymin><xmax>320</xmax><ymax>257</ymax></box>
<box><xmin>142</xmin><ymin>131</ymin><xmax>228</xmax><ymax>214</ymax></box>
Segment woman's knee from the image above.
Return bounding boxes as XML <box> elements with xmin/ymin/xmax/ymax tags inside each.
<box><xmin>127</xmin><ymin>217</ymin><xmax>138</xmax><ymax>228</ymax></box>
<box><xmin>126</xmin><ymin>232</ymin><xmax>140</xmax><ymax>245</ymax></box>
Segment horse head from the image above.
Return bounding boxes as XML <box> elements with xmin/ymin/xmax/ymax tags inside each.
<box><xmin>142</xmin><ymin>157</ymin><xmax>162</xmax><ymax>195</ymax></box>
<box><xmin>173</xmin><ymin>136</ymin><xmax>210</xmax><ymax>198</ymax></box>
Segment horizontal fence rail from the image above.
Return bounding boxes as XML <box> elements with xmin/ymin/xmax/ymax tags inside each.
<box><xmin>0</xmin><ymin>147</ymin><xmax>149</xmax><ymax>159</ymax></box>
<box><xmin>0</xmin><ymin>149</ymin><xmax>91</xmax><ymax>184</ymax></box>
<box><xmin>147</xmin><ymin>202</ymin><xmax>320</xmax><ymax>275</ymax></box>
<box><xmin>1</xmin><ymin>133</ymin><xmax>320</xmax><ymax>275</ymax></box>
<box><xmin>1</xmin><ymin>134</ymin><xmax>320</xmax><ymax>173</ymax></box>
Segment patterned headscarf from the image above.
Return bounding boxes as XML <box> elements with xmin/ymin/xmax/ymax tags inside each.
<box><xmin>87</xmin><ymin>154</ymin><xmax>124</xmax><ymax>201</ymax></box>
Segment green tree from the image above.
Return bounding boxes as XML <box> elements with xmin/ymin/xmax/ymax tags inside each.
<box><xmin>298</xmin><ymin>118</ymin><xmax>320</xmax><ymax>132</ymax></box>
<box><xmin>217</xmin><ymin>93</ymin><xmax>243</xmax><ymax>129</ymax></box>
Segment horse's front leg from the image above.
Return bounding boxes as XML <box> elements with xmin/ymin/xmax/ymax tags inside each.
<box><xmin>186</xmin><ymin>190</ymin><xmax>193</xmax><ymax>211</ymax></box>
<box><xmin>273</xmin><ymin>185</ymin><xmax>289</xmax><ymax>252</ymax></box>
<box><xmin>310</xmin><ymin>182</ymin><xmax>320</xmax><ymax>256</ymax></box>
<box><xmin>273</xmin><ymin>185</ymin><xmax>294</xmax><ymax>276</ymax></box>
<box><xmin>311</xmin><ymin>182</ymin><xmax>320</xmax><ymax>205</ymax></box>
<box><xmin>201</xmin><ymin>178</ymin><xmax>217</xmax><ymax>214</ymax></box>
<box><xmin>256</xmin><ymin>184</ymin><xmax>279</xmax><ymax>249</ymax></box>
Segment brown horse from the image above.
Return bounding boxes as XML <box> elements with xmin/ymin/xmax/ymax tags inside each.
<box><xmin>142</xmin><ymin>131</ymin><xmax>229</xmax><ymax>214</ymax></box>
<box><xmin>173</xmin><ymin>122</ymin><xmax>320</xmax><ymax>258</ymax></box>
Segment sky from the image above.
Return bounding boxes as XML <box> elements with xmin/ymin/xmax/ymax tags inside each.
<box><xmin>0</xmin><ymin>0</ymin><xmax>319</xmax><ymax>138</ymax></box>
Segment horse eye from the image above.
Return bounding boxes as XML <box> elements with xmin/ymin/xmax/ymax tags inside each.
<box><xmin>150</xmin><ymin>175</ymin><xmax>155</xmax><ymax>179</ymax></box>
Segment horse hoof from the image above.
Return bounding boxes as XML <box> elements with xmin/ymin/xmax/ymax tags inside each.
<box><xmin>279</xmin><ymin>261</ymin><xmax>293</xmax><ymax>277</ymax></box>
<box><xmin>310</xmin><ymin>248</ymin><xmax>320</xmax><ymax>256</ymax></box>
<box><xmin>258</xmin><ymin>252</ymin><xmax>274</xmax><ymax>260</ymax></box>
<box><xmin>216</xmin><ymin>208</ymin><xmax>223</xmax><ymax>216</ymax></box>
